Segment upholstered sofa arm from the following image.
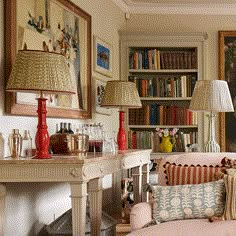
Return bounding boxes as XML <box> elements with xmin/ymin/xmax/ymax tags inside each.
<box><xmin>130</xmin><ymin>202</ymin><xmax>152</xmax><ymax>231</ymax></box>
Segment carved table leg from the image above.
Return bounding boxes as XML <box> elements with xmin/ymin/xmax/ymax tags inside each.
<box><xmin>112</xmin><ymin>171</ymin><xmax>122</xmax><ymax>217</ymax></box>
<box><xmin>0</xmin><ymin>185</ymin><xmax>6</xmax><ymax>236</ymax></box>
<box><xmin>142</xmin><ymin>163</ymin><xmax>149</xmax><ymax>202</ymax></box>
<box><xmin>70</xmin><ymin>182</ymin><xmax>88</xmax><ymax>236</ymax></box>
<box><xmin>88</xmin><ymin>177</ymin><xmax>103</xmax><ymax>236</ymax></box>
<box><xmin>132</xmin><ymin>165</ymin><xmax>142</xmax><ymax>204</ymax></box>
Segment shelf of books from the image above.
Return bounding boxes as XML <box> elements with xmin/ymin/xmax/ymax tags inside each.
<box><xmin>120</xmin><ymin>32</ymin><xmax>207</xmax><ymax>153</ymax></box>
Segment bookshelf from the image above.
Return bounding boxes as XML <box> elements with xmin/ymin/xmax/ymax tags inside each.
<box><xmin>120</xmin><ymin>32</ymin><xmax>208</xmax><ymax>154</ymax></box>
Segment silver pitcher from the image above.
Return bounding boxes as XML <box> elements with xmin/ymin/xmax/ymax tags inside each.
<box><xmin>8</xmin><ymin>129</ymin><xmax>22</xmax><ymax>158</ymax></box>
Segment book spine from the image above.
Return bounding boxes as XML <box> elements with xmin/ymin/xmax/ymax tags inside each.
<box><xmin>138</xmin><ymin>50</ymin><xmax>143</xmax><ymax>69</ymax></box>
<box><xmin>144</xmin><ymin>49</ymin><xmax>148</xmax><ymax>69</ymax></box>
<box><xmin>148</xmin><ymin>50</ymin><xmax>153</xmax><ymax>69</ymax></box>
<box><xmin>153</xmin><ymin>49</ymin><xmax>157</xmax><ymax>70</ymax></box>
<box><xmin>191</xmin><ymin>74</ymin><xmax>197</xmax><ymax>96</ymax></box>
<box><xmin>149</xmin><ymin>104</ymin><xmax>158</xmax><ymax>125</ymax></box>
<box><xmin>131</xmin><ymin>131</ymin><xmax>137</xmax><ymax>149</ymax></box>
<box><xmin>148</xmin><ymin>79</ymin><xmax>154</xmax><ymax>97</ymax></box>
<box><xmin>134</xmin><ymin>51</ymin><xmax>139</xmax><ymax>69</ymax></box>
<box><xmin>144</xmin><ymin>105</ymin><xmax>150</xmax><ymax>125</ymax></box>
<box><xmin>160</xmin><ymin>51</ymin><xmax>165</xmax><ymax>69</ymax></box>
<box><xmin>156</xmin><ymin>50</ymin><xmax>161</xmax><ymax>70</ymax></box>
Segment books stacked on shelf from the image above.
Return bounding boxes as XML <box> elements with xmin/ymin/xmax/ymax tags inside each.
<box><xmin>129</xmin><ymin>49</ymin><xmax>197</xmax><ymax>70</ymax></box>
<box><xmin>128</xmin><ymin>130</ymin><xmax>198</xmax><ymax>153</ymax></box>
<box><xmin>129</xmin><ymin>75</ymin><xmax>197</xmax><ymax>98</ymax></box>
<box><xmin>129</xmin><ymin>49</ymin><xmax>161</xmax><ymax>70</ymax></box>
<box><xmin>128</xmin><ymin>130</ymin><xmax>154</xmax><ymax>150</ymax></box>
<box><xmin>175</xmin><ymin>131</ymin><xmax>198</xmax><ymax>152</ymax></box>
<box><xmin>129</xmin><ymin>106</ymin><xmax>197</xmax><ymax>126</ymax></box>
<box><xmin>160</xmin><ymin>51</ymin><xmax>197</xmax><ymax>70</ymax></box>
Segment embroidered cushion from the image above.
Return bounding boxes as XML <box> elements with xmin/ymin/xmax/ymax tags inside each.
<box><xmin>152</xmin><ymin>180</ymin><xmax>225</xmax><ymax>223</ymax></box>
<box><xmin>164</xmin><ymin>162</ymin><xmax>224</xmax><ymax>185</ymax></box>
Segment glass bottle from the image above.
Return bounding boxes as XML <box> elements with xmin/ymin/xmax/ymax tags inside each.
<box><xmin>55</xmin><ymin>124</ymin><xmax>59</xmax><ymax>134</ymax></box>
<box><xmin>21</xmin><ymin>130</ymin><xmax>32</xmax><ymax>158</ymax></box>
<box><xmin>0</xmin><ymin>133</ymin><xmax>4</xmax><ymax>159</ymax></box>
<box><xmin>57</xmin><ymin>122</ymin><xmax>63</xmax><ymax>133</ymax></box>
<box><xmin>68</xmin><ymin>123</ymin><xmax>74</xmax><ymax>134</ymax></box>
<box><xmin>8</xmin><ymin>129</ymin><xmax>22</xmax><ymax>159</ymax></box>
<box><xmin>62</xmin><ymin>123</ymin><xmax>68</xmax><ymax>133</ymax></box>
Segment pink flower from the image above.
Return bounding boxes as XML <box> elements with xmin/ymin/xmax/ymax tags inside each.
<box><xmin>156</xmin><ymin>128</ymin><xmax>178</xmax><ymax>137</ymax></box>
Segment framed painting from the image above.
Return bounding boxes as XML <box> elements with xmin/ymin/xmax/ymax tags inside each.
<box><xmin>5</xmin><ymin>0</ymin><xmax>92</xmax><ymax>119</ymax></box>
<box><xmin>219</xmin><ymin>31</ymin><xmax>236</xmax><ymax>151</ymax></box>
<box><xmin>94</xmin><ymin>36</ymin><xmax>112</xmax><ymax>77</ymax></box>
<box><xmin>95</xmin><ymin>78</ymin><xmax>112</xmax><ymax>116</ymax></box>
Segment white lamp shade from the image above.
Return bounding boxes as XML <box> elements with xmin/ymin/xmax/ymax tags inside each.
<box><xmin>6</xmin><ymin>50</ymin><xmax>76</xmax><ymax>95</ymax></box>
<box><xmin>101</xmin><ymin>80</ymin><xmax>142</xmax><ymax>108</ymax></box>
<box><xmin>189</xmin><ymin>80</ymin><xmax>234</xmax><ymax>112</ymax></box>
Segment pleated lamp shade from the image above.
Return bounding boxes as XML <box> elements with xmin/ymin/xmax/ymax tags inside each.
<box><xmin>6</xmin><ymin>50</ymin><xmax>76</xmax><ymax>94</ymax></box>
<box><xmin>101</xmin><ymin>80</ymin><xmax>141</xmax><ymax>150</ymax></box>
<box><xmin>101</xmin><ymin>80</ymin><xmax>142</xmax><ymax>108</ymax></box>
<box><xmin>189</xmin><ymin>80</ymin><xmax>234</xmax><ymax>112</ymax></box>
<box><xmin>6</xmin><ymin>50</ymin><xmax>75</xmax><ymax>159</ymax></box>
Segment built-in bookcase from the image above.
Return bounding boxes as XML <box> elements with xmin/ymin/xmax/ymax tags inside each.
<box><xmin>120</xmin><ymin>32</ymin><xmax>208</xmax><ymax>153</ymax></box>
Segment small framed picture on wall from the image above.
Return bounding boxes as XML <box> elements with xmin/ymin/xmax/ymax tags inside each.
<box><xmin>95</xmin><ymin>78</ymin><xmax>112</xmax><ymax>115</ymax></box>
<box><xmin>94</xmin><ymin>36</ymin><xmax>112</xmax><ymax>77</ymax></box>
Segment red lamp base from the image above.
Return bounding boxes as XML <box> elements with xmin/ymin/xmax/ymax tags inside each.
<box><xmin>35</xmin><ymin>97</ymin><xmax>51</xmax><ymax>159</ymax></box>
<box><xmin>117</xmin><ymin>111</ymin><xmax>126</xmax><ymax>150</ymax></box>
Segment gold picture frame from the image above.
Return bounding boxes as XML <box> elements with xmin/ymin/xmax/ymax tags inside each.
<box><xmin>219</xmin><ymin>31</ymin><xmax>236</xmax><ymax>151</ymax></box>
<box><xmin>5</xmin><ymin>0</ymin><xmax>92</xmax><ymax>119</ymax></box>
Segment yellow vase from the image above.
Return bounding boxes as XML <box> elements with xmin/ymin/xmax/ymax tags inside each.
<box><xmin>159</xmin><ymin>136</ymin><xmax>173</xmax><ymax>153</ymax></box>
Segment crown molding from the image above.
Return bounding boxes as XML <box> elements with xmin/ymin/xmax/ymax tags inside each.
<box><xmin>111</xmin><ymin>0</ymin><xmax>236</xmax><ymax>15</ymax></box>
<box><xmin>111</xmin><ymin>0</ymin><xmax>129</xmax><ymax>12</ymax></box>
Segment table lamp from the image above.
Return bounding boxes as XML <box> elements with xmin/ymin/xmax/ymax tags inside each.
<box><xmin>101</xmin><ymin>80</ymin><xmax>142</xmax><ymax>150</ymax></box>
<box><xmin>189</xmin><ymin>80</ymin><xmax>234</xmax><ymax>152</ymax></box>
<box><xmin>6</xmin><ymin>50</ymin><xmax>75</xmax><ymax>159</ymax></box>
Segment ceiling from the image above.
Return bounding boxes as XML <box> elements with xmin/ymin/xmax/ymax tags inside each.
<box><xmin>111</xmin><ymin>0</ymin><xmax>236</xmax><ymax>15</ymax></box>
<box><xmin>127</xmin><ymin>0</ymin><xmax>236</xmax><ymax>3</ymax></box>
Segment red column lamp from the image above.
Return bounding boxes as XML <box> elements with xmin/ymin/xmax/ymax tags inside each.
<box><xmin>101</xmin><ymin>81</ymin><xmax>142</xmax><ymax>150</ymax></box>
<box><xmin>6</xmin><ymin>50</ymin><xmax>75</xmax><ymax>159</ymax></box>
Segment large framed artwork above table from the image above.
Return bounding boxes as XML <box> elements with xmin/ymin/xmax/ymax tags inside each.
<box><xmin>0</xmin><ymin>149</ymin><xmax>151</xmax><ymax>236</ymax></box>
<box><xmin>5</xmin><ymin>0</ymin><xmax>92</xmax><ymax>119</ymax></box>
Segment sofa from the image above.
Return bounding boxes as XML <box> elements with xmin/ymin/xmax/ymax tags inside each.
<box><xmin>128</xmin><ymin>152</ymin><xmax>236</xmax><ymax>236</ymax></box>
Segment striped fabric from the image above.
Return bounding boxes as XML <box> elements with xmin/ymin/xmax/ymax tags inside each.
<box><xmin>222</xmin><ymin>175</ymin><xmax>236</xmax><ymax>220</ymax></box>
<box><xmin>164</xmin><ymin>162</ymin><xmax>224</xmax><ymax>185</ymax></box>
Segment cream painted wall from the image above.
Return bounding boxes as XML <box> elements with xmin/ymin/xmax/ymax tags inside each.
<box><xmin>0</xmin><ymin>0</ymin><xmax>124</xmax><ymax>235</ymax></box>
<box><xmin>1</xmin><ymin>0</ymin><xmax>236</xmax><ymax>234</ymax></box>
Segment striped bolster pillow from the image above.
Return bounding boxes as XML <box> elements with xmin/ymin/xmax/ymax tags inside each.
<box><xmin>164</xmin><ymin>162</ymin><xmax>224</xmax><ymax>186</ymax></box>
<box><xmin>222</xmin><ymin>174</ymin><xmax>236</xmax><ymax>220</ymax></box>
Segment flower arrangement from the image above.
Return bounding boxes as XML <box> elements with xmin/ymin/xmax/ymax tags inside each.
<box><xmin>156</xmin><ymin>128</ymin><xmax>179</xmax><ymax>137</ymax></box>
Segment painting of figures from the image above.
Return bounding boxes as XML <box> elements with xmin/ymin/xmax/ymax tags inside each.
<box><xmin>5</xmin><ymin>0</ymin><xmax>92</xmax><ymax>118</ymax></box>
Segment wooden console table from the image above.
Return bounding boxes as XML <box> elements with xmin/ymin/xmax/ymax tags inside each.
<box><xmin>0</xmin><ymin>149</ymin><xmax>151</xmax><ymax>236</ymax></box>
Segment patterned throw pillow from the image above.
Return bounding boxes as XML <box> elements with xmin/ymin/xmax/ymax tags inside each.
<box><xmin>152</xmin><ymin>180</ymin><xmax>225</xmax><ymax>223</ymax></box>
<box><xmin>164</xmin><ymin>162</ymin><xmax>224</xmax><ymax>185</ymax></box>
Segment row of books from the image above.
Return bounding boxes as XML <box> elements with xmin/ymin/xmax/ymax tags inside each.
<box><xmin>128</xmin><ymin>131</ymin><xmax>153</xmax><ymax>150</ymax></box>
<box><xmin>129</xmin><ymin>105</ymin><xmax>198</xmax><ymax>126</ymax></box>
<box><xmin>175</xmin><ymin>131</ymin><xmax>198</xmax><ymax>152</ymax></box>
<box><xmin>129</xmin><ymin>49</ymin><xmax>197</xmax><ymax>70</ymax></box>
<box><xmin>128</xmin><ymin>130</ymin><xmax>198</xmax><ymax>152</ymax></box>
<box><xmin>129</xmin><ymin>74</ymin><xmax>197</xmax><ymax>98</ymax></box>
